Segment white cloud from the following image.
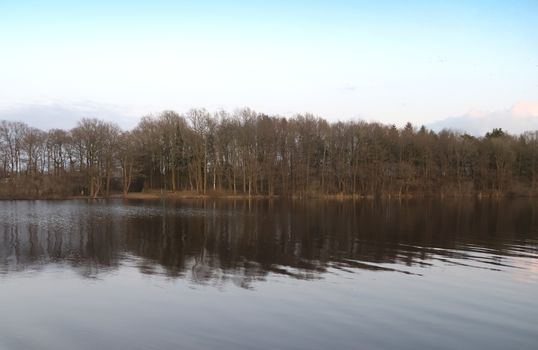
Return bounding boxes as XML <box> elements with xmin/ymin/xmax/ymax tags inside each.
<box><xmin>512</xmin><ymin>101</ymin><xmax>538</xmax><ymax>118</ymax></box>
<box><xmin>0</xmin><ymin>101</ymin><xmax>139</xmax><ymax>130</ymax></box>
<box><xmin>428</xmin><ymin>101</ymin><xmax>538</xmax><ymax>136</ymax></box>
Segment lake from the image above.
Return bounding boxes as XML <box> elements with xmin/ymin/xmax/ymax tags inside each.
<box><xmin>1</xmin><ymin>199</ymin><xmax>537</xmax><ymax>350</ymax></box>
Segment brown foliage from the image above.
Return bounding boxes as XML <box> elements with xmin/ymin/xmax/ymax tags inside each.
<box><xmin>1</xmin><ymin>113</ymin><xmax>537</xmax><ymax>198</ymax></box>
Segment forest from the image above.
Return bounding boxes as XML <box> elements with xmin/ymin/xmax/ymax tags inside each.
<box><xmin>1</xmin><ymin>108</ymin><xmax>537</xmax><ymax>199</ymax></box>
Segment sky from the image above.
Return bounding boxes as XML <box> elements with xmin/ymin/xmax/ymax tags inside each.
<box><xmin>0</xmin><ymin>0</ymin><xmax>537</xmax><ymax>133</ymax></box>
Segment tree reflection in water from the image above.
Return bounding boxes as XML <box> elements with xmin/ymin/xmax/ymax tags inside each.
<box><xmin>1</xmin><ymin>199</ymin><xmax>537</xmax><ymax>288</ymax></box>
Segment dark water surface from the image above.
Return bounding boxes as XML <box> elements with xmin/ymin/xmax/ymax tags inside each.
<box><xmin>1</xmin><ymin>199</ymin><xmax>537</xmax><ymax>350</ymax></box>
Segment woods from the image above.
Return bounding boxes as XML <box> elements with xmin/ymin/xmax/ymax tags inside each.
<box><xmin>1</xmin><ymin>109</ymin><xmax>538</xmax><ymax>199</ymax></box>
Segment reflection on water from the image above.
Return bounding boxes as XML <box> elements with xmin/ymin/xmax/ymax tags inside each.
<box><xmin>2</xmin><ymin>199</ymin><xmax>537</xmax><ymax>285</ymax></box>
<box><xmin>1</xmin><ymin>199</ymin><xmax>538</xmax><ymax>350</ymax></box>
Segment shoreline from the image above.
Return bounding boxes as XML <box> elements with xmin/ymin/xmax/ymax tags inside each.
<box><xmin>1</xmin><ymin>190</ymin><xmax>537</xmax><ymax>201</ymax></box>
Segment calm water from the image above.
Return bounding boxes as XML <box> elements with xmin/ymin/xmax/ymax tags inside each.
<box><xmin>1</xmin><ymin>199</ymin><xmax>537</xmax><ymax>350</ymax></box>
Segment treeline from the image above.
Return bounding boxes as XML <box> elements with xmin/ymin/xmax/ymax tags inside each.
<box><xmin>1</xmin><ymin>108</ymin><xmax>538</xmax><ymax>198</ymax></box>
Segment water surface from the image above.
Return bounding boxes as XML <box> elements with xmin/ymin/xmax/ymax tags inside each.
<box><xmin>1</xmin><ymin>199</ymin><xmax>537</xmax><ymax>349</ymax></box>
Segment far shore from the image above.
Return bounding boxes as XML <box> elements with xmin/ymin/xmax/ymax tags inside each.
<box><xmin>1</xmin><ymin>190</ymin><xmax>537</xmax><ymax>201</ymax></box>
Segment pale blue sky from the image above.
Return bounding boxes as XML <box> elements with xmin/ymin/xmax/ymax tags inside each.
<box><xmin>0</xmin><ymin>0</ymin><xmax>537</xmax><ymax>130</ymax></box>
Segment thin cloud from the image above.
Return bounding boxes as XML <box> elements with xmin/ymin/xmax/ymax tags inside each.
<box><xmin>0</xmin><ymin>101</ymin><xmax>138</xmax><ymax>130</ymax></box>
<box><xmin>428</xmin><ymin>101</ymin><xmax>538</xmax><ymax>136</ymax></box>
<box><xmin>341</xmin><ymin>85</ymin><xmax>357</xmax><ymax>92</ymax></box>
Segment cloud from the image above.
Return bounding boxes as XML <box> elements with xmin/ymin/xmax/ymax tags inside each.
<box><xmin>512</xmin><ymin>101</ymin><xmax>538</xmax><ymax>118</ymax></box>
<box><xmin>428</xmin><ymin>101</ymin><xmax>538</xmax><ymax>136</ymax></box>
<box><xmin>0</xmin><ymin>101</ymin><xmax>139</xmax><ymax>130</ymax></box>
<box><xmin>341</xmin><ymin>85</ymin><xmax>357</xmax><ymax>92</ymax></box>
